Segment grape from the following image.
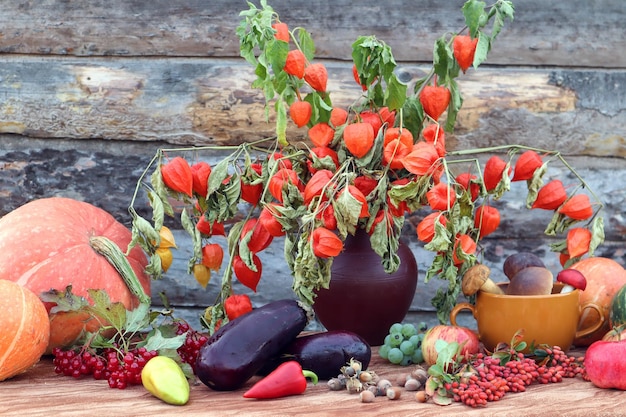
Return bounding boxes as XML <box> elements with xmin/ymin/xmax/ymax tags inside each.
<box><xmin>400</xmin><ymin>355</ymin><xmax>413</xmax><ymax>366</ymax></box>
<box><xmin>388</xmin><ymin>332</ymin><xmax>403</xmax><ymax>347</ymax></box>
<box><xmin>387</xmin><ymin>347</ymin><xmax>404</xmax><ymax>364</ymax></box>
<box><xmin>389</xmin><ymin>323</ymin><xmax>403</xmax><ymax>334</ymax></box>
<box><xmin>378</xmin><ymin>343</ymin><xmax>391</xmax><ymax>360</ymax></box>
<box><xmin>411</xmin><ymin>349</ymin><xmax>424</xmax><ymax>364</ymax></box>
<box><xmin>417</xmin><ymin>321</ymin><xmax>428</xmax><ymax>333</ymax></box>
<box><xmin>400</xmin><ymin>340</ymin><xmax>415</xmax><ymax>355</ymax></box>
<box><xmin>383</xmin><ymin>334</ymin><xmax>391</xmax><ymax>345</ymax></box>
<box><xmin>401</xmin><ymin>323</ymin><xmax>417</xmax><ymax>338</ymax></box>
<box><xmin>409</xmin><ymin>334</ymin><xmax>420</xmax><ymax>347</ymax></box>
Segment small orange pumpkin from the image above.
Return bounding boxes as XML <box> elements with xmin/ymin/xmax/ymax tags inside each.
<box><xmin>0</xmin><ymin>279</ymin><xmax>50</xmax><ymax>381</ymax></box>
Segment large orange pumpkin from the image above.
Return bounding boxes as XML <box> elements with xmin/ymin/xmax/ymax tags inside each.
<box><xmin>0</xmin><ymin>197</ymin><xmax>151</xmax><ymax>353</ymax></box>
<box><xmin>571</xmin><ymin>257</ymin><xmax>626</xmax><ymax>346</ymax></box>
<box><xmin>0</xmin><ymin>279</ymin><xmax>50</xmax><ymax>381</ymax></box>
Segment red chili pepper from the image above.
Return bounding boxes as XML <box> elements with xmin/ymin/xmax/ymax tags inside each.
<box><xmin>243</xmin><ymin>361</ymin><xmax>318</xmax><ymax>399</ymax></box>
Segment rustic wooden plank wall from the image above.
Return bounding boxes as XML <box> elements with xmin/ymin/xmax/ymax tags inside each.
<box><xmin>0</xmin><ymin>0</ymin><xmax>624</xmax><ymax>328</ymax></box>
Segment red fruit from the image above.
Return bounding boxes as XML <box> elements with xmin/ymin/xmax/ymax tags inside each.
<box><xmin>304</xmin><ymin>169</ymin><xmax>334</xmax><ymax>205</ymax></box>
<box><xmin>416</xmin><ymin>212</ymin><xmax>448</xmax><ymax>243</ymax></box>
<box><xmin>161</xmin><ymin>156</ymin><xmax>193</xmax><ymax>197</ymax></box>
<box><xmin>567</xmin><ymin>227</ymin><xmax>592</xmax><ymax>258</ymax></box>
<box><xmin>353</xmin><ymin>175</ymin><xmax>378</xmax><ymax>197</ymax></box>
<box><xmin>268</xmin><ymin>168</ymin><xmax>302</xmax><ymax>203</ymax></box>
<box><xmin>316</xmin><ymin>203</ymin><xmax>337</xmax><ymax>230</ymax></box>
<box><xmin>359</xmin><ymin>111</ymin><xmax>382</xmax><ymax>136</ymax></box>
<box><xmin>453</xmin><ymin>35</ymin><xmax>479</xmax><ymax>73</ymax></box>
<box><xmin>483</xmin><ymin>155</ymin><xmax>510</xmax><ymax>191</ymax></box>
<box><xmin>512</xmin><ymin>150</ymin><xmax>543</xmax><ymax>181</ymax></box>
<box><xmin>426</xmin><ymin>182</ymin><xmax>456</xmax><ymax>211</ymax></box>
<box><xmin>224</xmin><ymin>294</ymin><xmax>253</xmax><ymax>321</ymax></box>
<box><xmin>268</xmin><ymin>152</ymin><xmax>293</xmax><ymax>170</ymax></box>
<box><xmin>240</xmin><ymin>162</ymin><xmax>264</xmax><ymax>206</ymax></box>
<box><xmin>352</xmin><ymin>64</ymin><xmax>368</xmax><ymax>91</ymax></box>
<box><xmin>584</xmin><ymin>339</ymin><xmax>626</xmax><ymax>390</ymax></box>
<box><xmin>304</xmin><ymin>63</ymin><xmax>328</xmax><ymax>92</ymax></box>
<box><xmin>272</xmin><ymin>22</ymin><xmax>289</xmax><ymax>42</ymax></box>
<box><xmin>421</xmin><ymin>124</ymin><xmax>446</xmax><ymax>157</ymax></box>
<box><xmin>382</xmin><ymin>138</ymin><xmax>411</xmax><ymax>169</ymax></box>
<box><xmin>308</xmin><ymin>122</ymin><xmax>334</xmax><ymax>148</ymax></box>
<box><xmin>289</xmin><ymin>101</ymin><xmax>312</xmax><ymax>128</ymax></box>
<box><xmin>241</xmin><ymin>218</ymin><xmax>273</xmax><ymax>253</ymax></box>
<box><xmin>455</xmin><ymin>172</ymin><xmax>480</xmax><ymax>201</ymax></box>
<box><xmin>233</xmin><ymin>254</ymin><xmax>262</xmax><ymax>292</ymax></box>
<box><xmin>422</xmin><ymin>325</ymin><xmax>480</xmax><ymax>366</ymax></box>
<box><xmin>532</xmin><ymin>179</ymin><xmax>567</xmax><ymax>210</ymax></box>
<box><xmin>474</xmin><ymin>204</ymin><xmax>501</xmax><ymax>238</ymax></box>
<box><xmin>383</xmin><ymin>127</ymin><xmax>413</xmax><ymax>148</ymax></box>
<box><xmin>558</xmin><ymin>194</ymin><xmax>593</xmax><ymax>220</ymax></box>
<box><xmin>403</xmin><ymin>142</ymin><xmax>441</xmax><ymax>176</ymax></box>
<box><xmin>201</xmin><ymin>243</ymin><xmax>224</xmax><ymax>271</ymax></box>
<box><xmin>196</xmin><ymin>216</ymin><xmax>225</xmax><ymax>236</ymax></box>
<box><xmin>452</xmin><ymin>234</ymin><xmax>477</xmax><ymax>265</ymax></box>
<box><xmin>329</xmin><ymin>107</ymin><xmax>348</xmax><ymax>127</ymax></box>
<box><xmin>419</xmin><ymin>85</ymin><xmax>451</xmax><ymax>121</ymax></box>
<box><xmin>191</xmin><ymin>161</ymin><xmax>212</xmax><ymax>197</ymax></box>
<box><xmin>259</xmin><ymin>203</ymin><xmax>286</xmax><ymax>237</ymax></box>
<box><xmin>308</xmin><ymin>146</ymin><xmax>339</xmax><ymax>174</ymax></box>
<box><xmin>378</xmin><ymin>107</ymin><xmax>396</xmax><ymax>129</ymax></box>
<box><xmin>311</xmin><ymin>227</ymin><xmax>343</xmax><ymax>258</ymax></box>
<box><xmin>343</xmin><ymin>122</ymin><xmax>375</xmax><ymax>158</ymax></box>
<box><xmin>284</xmin><ymin>49</ymin><xmax>305</xmax><ymax>78</ymax></box>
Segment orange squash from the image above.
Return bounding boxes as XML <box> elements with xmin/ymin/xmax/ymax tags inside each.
<box><xmin>0</xmin><ymin>279</ymin><xmax>50</xmax><ymax>381</ymax></box>
<box><xmin>0</xmin><ymin>197</ymin><xmax>151</xmax><ymax>353</ymax></box>
<box><xmin>571</xmin><ymin>257</ymin><xmax>626</xmax><ymax>346</ymax></box>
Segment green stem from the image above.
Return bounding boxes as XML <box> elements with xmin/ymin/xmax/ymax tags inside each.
<box><xmin>89</xmin><ymin>236</ymin><xmax>151</xmax><ymax>305</ymax></box>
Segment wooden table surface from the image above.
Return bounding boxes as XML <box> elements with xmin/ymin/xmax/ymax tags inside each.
<box><xmin>2</xmin><ymin>347</ymin><xmax>625</xmax><ymax>417</ymax></box>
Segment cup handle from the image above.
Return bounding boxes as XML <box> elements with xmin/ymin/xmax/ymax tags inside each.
<box><xmin>450</xmin><ymin>302</ymin><xmax>476</xmax><ymax>326</ymax></box>
<box><xmin>575</xmin><ymin>302</ymin><xmax>605</xmax><ymax>339</ymax></box>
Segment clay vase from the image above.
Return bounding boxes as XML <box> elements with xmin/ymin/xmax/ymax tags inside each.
<box><xmin>312</xmin><ymin>228</ymin><xmax>418</xmax><ymax>346</ymax></box>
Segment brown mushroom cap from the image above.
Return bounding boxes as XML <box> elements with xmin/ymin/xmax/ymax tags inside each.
<box><xmin>506</xmin><ymin>266</ymin><xmax>554</xmax><ymax>295</ymax></box>
<box><xmin>462</xmin><ymin>264</ymin><xmax>504</xmax><ymax>296</ymax></box>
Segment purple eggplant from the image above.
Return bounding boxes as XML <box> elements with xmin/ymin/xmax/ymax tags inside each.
<box><xmin>195</xmin><ymin>299</ymin><xmax>311</xmax><ymax>391</ymax></box>
<box><xmin>259</xmin><ymin>330</ymin><xmax>372</xmax><ymax>380</ymax></box>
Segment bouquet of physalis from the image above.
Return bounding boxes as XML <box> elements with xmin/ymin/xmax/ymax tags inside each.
<box><xmin>127</xmin><ymin>0</ymin><xmax>604</xmax><ymax>327</ymax></box>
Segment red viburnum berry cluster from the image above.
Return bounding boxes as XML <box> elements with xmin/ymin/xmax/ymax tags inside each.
<box><xmin>52</xmin><ymin>346</ymin><xmax>158</xmax><ymax>390</ymax></box>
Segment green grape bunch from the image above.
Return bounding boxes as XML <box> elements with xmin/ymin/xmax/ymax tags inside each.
<box><xmin>379</xmin><ymin>322</ymin><xmax>429</xmax><ymax>366</ymax></box>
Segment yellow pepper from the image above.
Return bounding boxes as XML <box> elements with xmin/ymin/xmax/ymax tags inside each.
<box><xmin>141</xmin><ymin>356</ymin><xmax>190</xmax><ymax>405</ymax></box>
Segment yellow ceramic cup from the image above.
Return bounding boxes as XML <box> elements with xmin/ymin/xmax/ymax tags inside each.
<box><xmin>450</xmin><ymin>283</ymin><xmax>604</xmax><ymax>352</ymax></box>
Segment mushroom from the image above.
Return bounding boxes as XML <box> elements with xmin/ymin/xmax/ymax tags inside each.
<box><xmin>506</xmin><ymin>266</ymin><xmax>553</xmax><ymax>295</ymax></box>
<box><xmin>461</xmin><ymin>264</ymin><xmax>504</xmax><ymax>296</ymax></box>
<box><xmin>556</xmin><ymin>268</ymin><xmax>587</xmax><ymax>293</ymax></box>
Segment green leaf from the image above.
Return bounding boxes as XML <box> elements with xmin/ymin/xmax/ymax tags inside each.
<box><xmin>298</xmin><ymin>29</ymin><xmax>316</xmax><ymax>62</ymax></box>
<box><xmin>276</xmin><ymin>95</ymin><xmax>288</xmax><ymax>146</ymax></box>
<box><xmin>384</xmin><ymin>74</ymin><xmax>408</xmax><ymax>111</ymax></box>
<box><xmin>462</xmin><ymin>0</ymin><xmax>487</xmax><ymax>37</ymax></box>
<box><xmin>473</xmin><ymin>31</ymin><xmax>491</xmax><ymax>67</ymax></box>
<box><xmin>142</xmin><ymin>327</ymin><xmax>187</xmax><ymax>352</ymax></box>
<box><xmin>40</xmin><ymin>285</ymin><xmax>90</xmax><ymax>314</ymax></box>
<box><xmin>87</xmin><ymin>289</ymin><xmax>127</xmax><ymax>331</ymax></box>
<box><xmin>124</xmin><ymin>303</ymin><xmax>151</xmax><ymax>333</ymax></box>
<box><xmin>589</xmin><ymin>216</ymin><xmax>605</xmax><ymax>256</ymax></box>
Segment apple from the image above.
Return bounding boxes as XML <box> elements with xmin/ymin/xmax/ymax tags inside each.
<box><xmin>422</xmin><ymin>325</ymin><xmax>480</xmax><ymax>366</ymax></box>
<box><xmin>584</xmin><ymin>339</ymin><xmax>626</xmax><ymax>390</ymax></box>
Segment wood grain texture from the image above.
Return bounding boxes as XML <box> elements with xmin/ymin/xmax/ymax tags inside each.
<box><xmin>1</xmin><ymin>0</ymin><xmax>624</xmax><ymax>67</ymax></box>
<box><xmin>1</xmin><ymin>347</ymin><xmax>624</xmax><ymax>417</ymax></box>
<box><xmin>0</xmin><ymin>56</ymin><xmax>624</xmax><ymax>157</ymax></box>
